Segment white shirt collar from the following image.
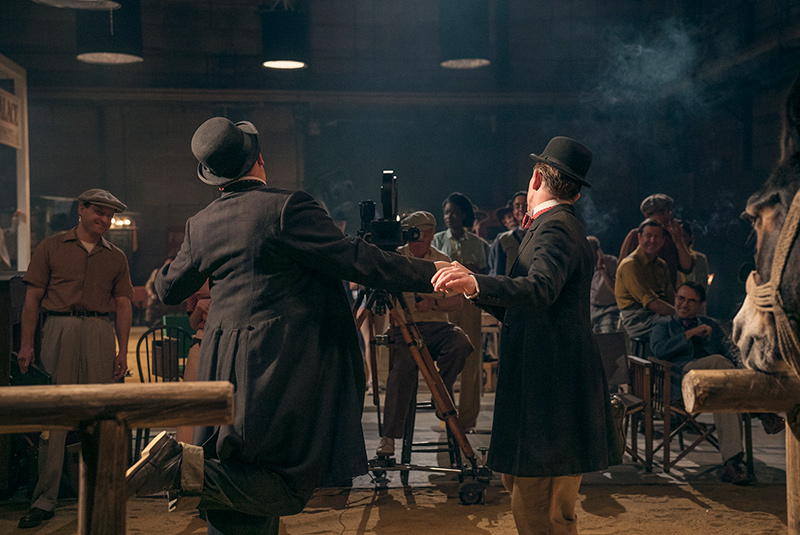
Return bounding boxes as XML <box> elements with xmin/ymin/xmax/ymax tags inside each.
<box><xmin>525</xmin><ymin>199</ymin><xmax>561</xmax><ymax>218</ymax></box>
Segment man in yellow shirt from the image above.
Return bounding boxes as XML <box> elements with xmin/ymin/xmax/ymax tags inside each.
<box><xmin>615</xmin><ymin>218</ymin><xmax>675</xmax><ymax>340</ymax></box>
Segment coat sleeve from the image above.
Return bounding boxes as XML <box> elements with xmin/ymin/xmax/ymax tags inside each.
<box><xmin>470</xmin><ymin>217</ymin><xmax>578</xmax><ymax>310</ymax></box>
<box><xmin>650</xmin><ymin>319</ymin><xmax>690</xmax><ymax>362</ymax></box>
<box><xmin>706</xmin><ymin>318</ymin><xmax>741</xmax><ymax>365</ymax></box>
<box><xmin>280</xmin><ymin>191</ymin><xmax>436</xmax><ymax>294</ymax></box>
<box><xmin>155</xmin><ymin>218</ymin><xmax>207</xmax><ymax>305</ymax></box>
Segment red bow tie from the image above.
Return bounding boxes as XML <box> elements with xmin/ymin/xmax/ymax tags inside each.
<box><xmin>520</xmin><ymin>205</ymin><xmax>557</xmax><ymax>229</ymax></box>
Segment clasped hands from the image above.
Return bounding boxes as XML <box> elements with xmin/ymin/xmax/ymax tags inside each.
<box><xmin>432</xmin><ymin>261</ymin><xmax>477</xmax><ymax>296</ymax></box>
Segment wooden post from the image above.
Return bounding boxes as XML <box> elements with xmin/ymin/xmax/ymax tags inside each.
<box><xmin>79</xmin><ymin>420</ymin><xmax>129</xmax><ymax>535</ymax></box>
<box><xmin>788</xmin><ymin>406</ymin><xmax>800</xmax><ymax>535</ymax></box>
<box><xmin>683</xmin><ymin>369</ymin><xmax>800</xmax><ymax>535</ymax></box>
<box><xmin>0</xmin><ymin>382</ymin><xmax>234</xmax><ymax>535</ymax></box>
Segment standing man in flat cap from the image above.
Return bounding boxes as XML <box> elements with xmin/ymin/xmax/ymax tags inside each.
<box><xmin>17</xmin><ymin>189</ymin><xmax>132</xmax><ymax>529</ymax></box>
<box><xmin>618</xmin><ymin>193</ymin><xmax>693</xmax><ymax>287</ymax></box>
<box><xmin>126</xmin><ymin>117</ymin><xmax>444</xmax><ymax>534</ymax></box>
<box><xmin>434</xmin><ymin>137</ymin><xmax>620</xmax><ymax>535</ymax></box>
<box><xmin>376</xmin><ymin>210</ymin><xmax>472</xmax><ymax>457</ymax></box>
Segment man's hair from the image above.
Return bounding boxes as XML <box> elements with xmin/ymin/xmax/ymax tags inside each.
<box><xmin>678</xmin><ymin>281</ymin><xmax>706</xmax><ymax>303</ymax></box>
<box><xmin>637</xmin><ymin>218</ymin><xmax>664</xmax><ymax>235</ymax></box>
<box><xmin>535</xmin><ymin>162</ymin><xmax>581</xmax><ymax>200</ymax></box>
<box><xmin>442</xmin><ymin>192</ymin><xmax>476</xmax><ymax>227</ymax></box>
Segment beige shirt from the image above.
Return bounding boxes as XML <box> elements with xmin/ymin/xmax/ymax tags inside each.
<box><xmin>24</xmin><ymin>228</ymin><xmax>133</xmax><ymax>313</ymax></box>
<box><xmin>397</xmin><ymin>244</ymin><xmax>451</xmax><ymax>323</ymax></box>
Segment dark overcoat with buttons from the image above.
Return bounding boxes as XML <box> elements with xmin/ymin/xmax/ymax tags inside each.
<box><xmin>156</xmin><ymin>182</ymin><xmax>436</xmax><ymax>492</ymax></box>
<box><xmin>473</xmin><ymin>203</ymin><xmax>619</xmax><ymax>477</ymax></box>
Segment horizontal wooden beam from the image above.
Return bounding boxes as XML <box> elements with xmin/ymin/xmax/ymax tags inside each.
<box><xmin>0</xmin><ymin>382</ymin><xmax>234</xmax><ymax>434</ymax></box>
<box><xmin>29</xmin><ymin>87</ymin><xmax>575</xmax><ymax>107</ymax></box>
<box><xmin>683</xmin><ymin>369</ymin><xmax>800</xmax><ymax>413</ymax></box>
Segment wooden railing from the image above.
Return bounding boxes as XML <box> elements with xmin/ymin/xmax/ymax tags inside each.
<box><xmin>0</xmin><ymin>382</ymin><xmax>234</xmax><ymax>535</ymax></box>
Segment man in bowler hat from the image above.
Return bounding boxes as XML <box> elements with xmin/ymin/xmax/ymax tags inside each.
<box><xmin>434</xmin><ymin>137</ymin><xmax>620</xmax><ymax>535</ymax></box>
<box><xmin>126</xmin><ymin>117</ymin><xmax>445</xmax><ymax>534</ymax></box>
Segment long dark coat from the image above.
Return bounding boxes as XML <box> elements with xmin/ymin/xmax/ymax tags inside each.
<box><xmin>473</xmin><ymin>204</ymin><xmax>619</xmax><ymax>477</ymax></box>
<box><xmin>155</xmin><ymin>183</ymin><xmax>435</xmax><ymax>492</ymax></box>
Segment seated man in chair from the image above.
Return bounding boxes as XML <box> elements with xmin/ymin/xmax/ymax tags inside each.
<box><xmin>377</xmin><ymin>211</ymin><xmax>472</xmax><ymax>457</ymax></box>
<box><xmin>650</xmin><ymin>281</ymin><xmax>750</xmax><ymax>484</ymax></box>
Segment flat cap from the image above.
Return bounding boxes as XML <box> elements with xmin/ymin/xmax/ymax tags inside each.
<box><xmin>639</xmin><ymin>193</ymin><xmax>673</xmax><ymax>216</ymax></box>
<box><xmin>401</xmin><ymin>211</ymin><xmax>436</xmax><ymax>231</ymax></box>
<box><xmin>77</xmin><ymin>188</ymin><xmax>127</xmax><ymax>213</ymax></box>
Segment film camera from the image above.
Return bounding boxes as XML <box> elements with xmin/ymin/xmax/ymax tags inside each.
<box><xmin>359</xmin><ymin>170</ymin><xmax>419</xmax><ymax>251</ymax></box>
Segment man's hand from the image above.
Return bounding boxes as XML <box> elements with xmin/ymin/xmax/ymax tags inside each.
<box><xmin>434</xmin><ymin>261</ymin><xmax>451</xmax><ymax>271</ymax></box>
<box><xmin>113</xmin><ymin>350</ymin><xmax>128</xmax><ymax>381</ymax></box>
<box><xmin>432</xmin><ymin>261</ymin><xmax>477</xmax><ymax>295</ymax></box>
<box><xmin>665</xmin><ymin>219</ymin><xmax>683</xmax><ymax>240</ymax></box>
<box><xmin>686</xmin><ymin>324</ymin><xmax>712</xmax><ymax>339</ymax></box>
<box><xmin>17</xmin><ymin>345</ymin><xmax>34</xmax><ymax>374</ymax></box>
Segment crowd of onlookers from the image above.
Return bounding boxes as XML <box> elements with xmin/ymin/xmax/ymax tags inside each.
<box><xmin>432</xmin><ymin>189</ymin><xmax>784</xmax><ymax>485</ymax></box>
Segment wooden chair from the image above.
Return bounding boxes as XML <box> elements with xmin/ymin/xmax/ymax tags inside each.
<box><xmin>131</xmin><ymin>325</ymin><xmax>194</xmax><ymax>463</ymax></box>
<box><xmin>628</xmin><ymin>355</ymin><xmax>753</xmax><ymax>475</ymax></box>
<box><xmin>626</xmin><ymin>356</ymin><xmax>653</xmax><ymax>470</ymax></box>
<box><xmin>594</xmin><ymin>331</ymin><xmax>630</xmax><ymax>392</ymax></box>
<box><xmin>594</xmin><ymin>333</ymin><xmax>645</xmax><ymax>465</ymax></box>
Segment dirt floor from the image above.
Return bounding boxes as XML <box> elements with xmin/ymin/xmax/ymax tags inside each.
<box><xmin>0</xmin><ymin>481</ymin><xmax>788</xmax><ymax>534</ymax></box>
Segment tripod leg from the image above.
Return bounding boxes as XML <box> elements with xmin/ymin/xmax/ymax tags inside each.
<box><xmin>388</xmin><ymin>306</ymin><xmax>477</xmax><ymax>466</ymax></box>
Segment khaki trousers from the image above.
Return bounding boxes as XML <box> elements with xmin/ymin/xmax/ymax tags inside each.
<box><xmin>502</xmin><ymin>473</ymin><xmax>582</xmax><ymax>535</ymax></box>
<box><xmin>449</xmin><ymin>302</ymin><xmax>482</xmax><ymax>429</ymax></box>
<box><xmin>681</xmin><ymin>354</ymin><xmax>743</xmax><ymax>462</ymax></box>
<box><xmin>33</xmin><ymin>316</ymin><xmax>116</xmax><ymax>512</ymax></box>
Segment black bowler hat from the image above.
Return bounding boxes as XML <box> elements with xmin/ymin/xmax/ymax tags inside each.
<box><xmin>191</xmin><ymin>117</ymin><xmax>261</xmax><ymax>186</ymax></box>
<box><xmin>529</xmin><ymin>136</ymin><xmax>592</xmax><ymax>188</ymax></box>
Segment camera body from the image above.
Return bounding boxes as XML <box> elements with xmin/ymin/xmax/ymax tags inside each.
<box><xmin>359</xmin><ymin>170</ymin><xmax>419</xmax><ymax>251</ymax></box>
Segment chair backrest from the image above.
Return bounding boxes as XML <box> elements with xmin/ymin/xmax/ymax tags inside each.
<box><xmin>626</xmin><ymin>356</ymin><xmax>652</xmax><ymax>405</ymax></box>
<box><xmin>162</xmin><ymin>314</ymin><xmax>196</xmax><ymax>336</ymax></box>
<box><xmin>135</xmin><ymin>325</ymin><xmax>194</xmax><ymax>383</ymax></box>
<box><xmin>647</xmin><ymin>357</ymin><xmax>674</xmax><ymax>415</ymax></box>
<box><xmin>594</xmin><ymin>331</ymin><xmax>629</xmax><ymax>390</ymax></box>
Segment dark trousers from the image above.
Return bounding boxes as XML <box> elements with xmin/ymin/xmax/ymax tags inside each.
<box><xmin>381</xmin><ymin>321</ymin><xmax>472</xmax><ymax>438</ymax></box>
<box><xmin>194</xmin><ymin>456</ymin><xmax>313</xmax><ymax>535</ymax></box>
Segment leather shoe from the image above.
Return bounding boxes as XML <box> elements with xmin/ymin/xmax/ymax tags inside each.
<box><xmin>719</xmin><ymin>458</ymin><xmax>751</xmax><ymax>485</ymax></box>
<box><xmin>376</xmin><ymin>436</ymin><xmax>395</xmax><ymax>456</ymax></box>
<box><xmin>126</xmin><ymin>431</ymin><xmax>183</xmax><ymax>498</ymax></box>
<box><xmin>18</xmin><ymin>507</ymin><xmax>54</xmax><ymax>529</ymax></box>
<box><xmin>760</xmin><ymin>413</ymin><xmax>785</xmax><ymax>435</ymax></box>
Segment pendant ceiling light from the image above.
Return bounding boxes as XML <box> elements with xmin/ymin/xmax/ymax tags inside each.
<box><xmin>31</xmin><ymin>0</ymin><xmax>120</xmax><ymax>9</ymax></box>
<box><xmin>260</xmin><ymin>1</ymin><xmax>309</xmax><ymax>70</ymax></box>
<box><xmin>75</xmin><ymin>0</ymin><xmax>143</xmax><ymax>64</ymax></box>
<box><xmin>439</xmin><ymin>0</ymin><xmax>491</xmax><ymax>69</ymax></box>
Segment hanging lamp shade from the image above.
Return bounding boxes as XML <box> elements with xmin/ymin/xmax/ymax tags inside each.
<box><xmin>439</xmin><ymin>0</ymin><xmax>490</xmax><ymax>69</ymax></box>
<box><xmin>76</xmin><ymin>0</ymin><xmax>143</xmax><ymax>64</ymax></box>
<box><xmin>31</xmin><ymin>0</ymin><xmax>120</xmax><ymax>9</ymax></box>
<box><xmin>261</xmin><ymin>8</ymin><xmax>309</xmax><ymax>70</ymax></box>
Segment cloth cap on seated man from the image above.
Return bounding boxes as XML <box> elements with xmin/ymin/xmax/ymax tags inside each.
<box><xmin>401</xmin><ymin>211</ymin><xmax>436</xmax><ymax>232</ymax></box>
<box><xmin>77</xmin><ymin>189</ymin><xmax>127</xmax><ymax>213</ymax></box>
<box><xmin>639</xmin><ymin>193</ymin><xmax>674</xmax><ymax>217</ymax></box>
<box><xmin>191</xmin><ymin>117</ymin><xmax>260</xmax><ymax>187</ymax></box>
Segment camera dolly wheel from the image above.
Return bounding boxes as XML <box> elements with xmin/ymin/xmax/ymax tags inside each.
<box><xmin>458</xmin><ymin>480</ymin><xmax>484</xmax><ymax>505</ymax></box>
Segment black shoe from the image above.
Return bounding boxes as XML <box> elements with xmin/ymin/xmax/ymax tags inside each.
<box><xmin>719</xmin><ymin>457</ymin><xmax>752</xmax><ymax>485</ymax></box>
<box><xmin>18</xmin><ymin>507</ymin><xmax>54</xmax><ymax>529</ymax></box>
<box><xmin>126</xmin><ymin>431</ymin><xmax>183</xmax><ymax>498</ymax></box>
<box><xmin>760</xmin><ymin>413</ymin><xmax>785</xmax><ymax>435</ymax></box>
